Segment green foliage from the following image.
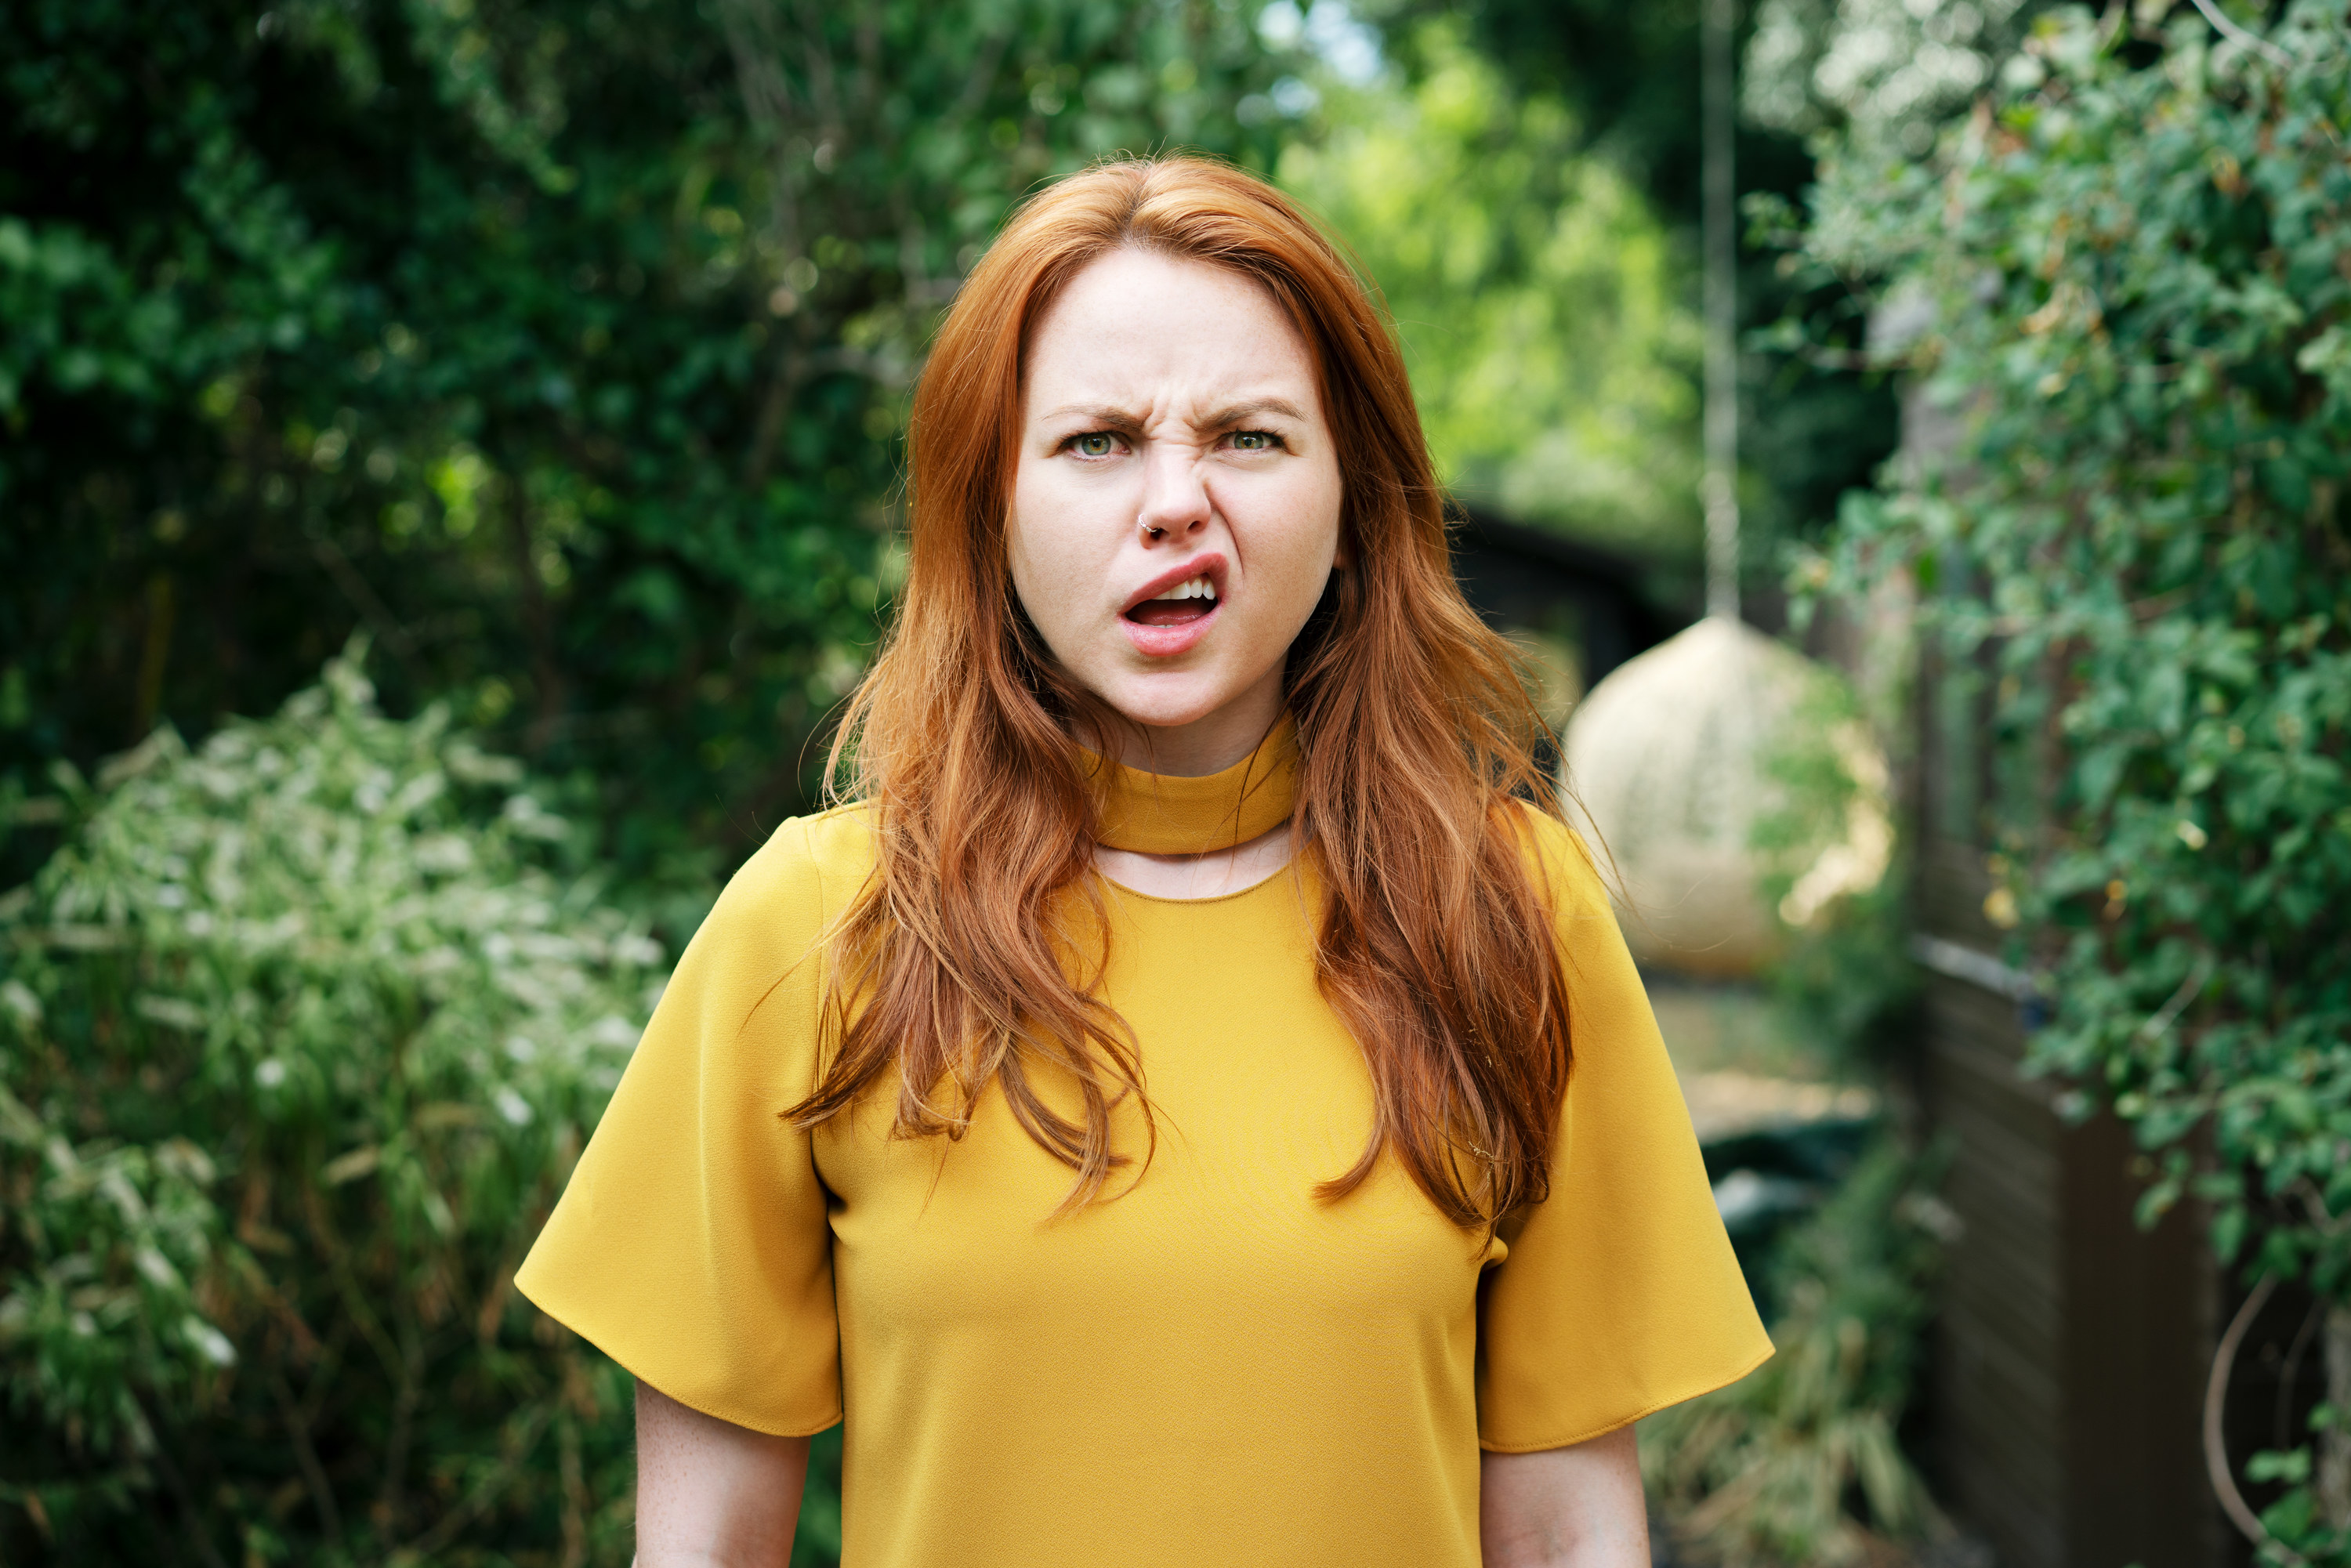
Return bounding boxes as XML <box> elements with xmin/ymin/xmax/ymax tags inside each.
<box><xmin>0</xmin><ymin>0</ymin><xmax>1299</xmax><ymax>906</ymax></box>
<box><xmin>1792</xmin><ymin>1</ymin><xmax>2351</xmax><ymax>1549</ymax></box>
<box><xmin>1436</xmin><ymin>0</ymin><xmax>1715</xmax><ymax>209</ymax></box>
<box><xmin>1749</xmin><ymin>671</ymin><xmax>1916</xmax><ymax>1063</ymax></box>
<box><xmin>0</xmin><ymin>648</ymin><xmax>664</xmax><ymax>1563</ymax></box>
<box><xmin>1278</xmin><ymin>20</ymin><xmax>1703</xmax><ymax>555</ymax></box>
<box><xmin>793</xmin><ymin>1425</ymin><xmax>846</xmax><ymax>1568</ymax></box>
<box><xmin>2254</xmin><ymin>1406</ymin><xmax>2351</xmax><ymax>1567</ymax></box>
<box><xmin>1432</xmin><ymin>0</ymin><xmax>1904</xmax><ymax>602</ymax></box>
<box><xmin>1643</xmin><ymin>1139</ymin><xmax>1951</xmax><ymax>1566</ymax></box>
<box><xmin>1743</xmin><ymin>0</ymin><xmax>2045</xmax><ymax>161</ymax></box>
<box><xmin>2248</xmin><ymin>1410</ymin><xmax>2351</xmax><ymax>1568</ymax></box>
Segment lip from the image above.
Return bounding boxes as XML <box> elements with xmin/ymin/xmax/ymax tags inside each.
<box><xmin>1118</xmin><ymin>552</ymin><xmax>1227</xmax><ymax>660</ymax></box>
<box><xmin>1120</xmin><ymin>552</ymin><xmax>1229</xmax><ymax>616</ymax></box>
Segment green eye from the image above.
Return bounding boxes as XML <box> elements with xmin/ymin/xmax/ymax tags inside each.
<box><xmin>1233</xmin><ymin>430</ymin><xmax>1275</xmax><ymax>451</ymax></box>
<box><xmin>1074</xmin><ymin>433</ymin><xmax>1117</xmax><ymax>458</ymax></box>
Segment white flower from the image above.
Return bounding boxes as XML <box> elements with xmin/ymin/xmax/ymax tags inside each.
<box><xmin>184</xmin><ymin>1316</ymin><xmax>237</xmax><ymax>1367</ymax></box>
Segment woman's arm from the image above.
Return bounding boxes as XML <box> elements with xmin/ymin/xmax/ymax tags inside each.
<box><xmin>1480</xmin><ymin>1425</ymin><xmax>1649</xmax><ymax>1568</ymax></box>
<box><xmin>634</xmin><ymin>1381</ymin><xmax>810</xmax><ymax>1567</ymax></box>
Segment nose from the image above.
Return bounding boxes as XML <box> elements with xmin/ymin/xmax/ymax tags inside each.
<box><xmin>1135</xmin><ymin>443</ymin><xmax>1212</xmax><ymax>544</ymax></box>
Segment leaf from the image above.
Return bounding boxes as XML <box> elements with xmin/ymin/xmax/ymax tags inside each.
<box><xmin>321</xmin><ymin>1146</ymin><xmax>381</xmax><ymax>1186</ymax></box>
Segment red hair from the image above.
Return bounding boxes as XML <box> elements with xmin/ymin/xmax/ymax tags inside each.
<box><xmin>790</xmin><ymin>155</ymin><xmax>1574</xmax><ymax>1228</ymax></box>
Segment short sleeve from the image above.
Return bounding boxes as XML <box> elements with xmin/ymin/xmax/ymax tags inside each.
<box><xmin>1475</xmin><ymin>815</ymin><xmax>1773</xmax><ymax>1452</ymax></box>
<box><xmin>513</xmin><ymin>812</ymin><xmax>858</xmax><ymax>1437</ymax></box>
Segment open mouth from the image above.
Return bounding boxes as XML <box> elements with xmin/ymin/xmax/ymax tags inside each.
<box><xmin>1123</xmin><ymin>573</ymin><xmax>1219</xmax><ymax>628</ymax></box>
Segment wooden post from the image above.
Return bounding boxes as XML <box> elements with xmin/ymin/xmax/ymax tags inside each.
<box><xmin>1701</xmin><ymin>0</ymin><xmax>1739</xmax><ymax>624</ymax></box>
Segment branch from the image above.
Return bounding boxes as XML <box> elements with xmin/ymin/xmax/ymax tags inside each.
<box><xmin>2135</xmin><ymin>955</ymin><xmax>2213</xmax><ymax>1043</ymax></box>
<box><xmin>2205</xmin><ymin>1276</ymin><xmax>2305</xmax><ymax>1561</ymax></box>
<box><xmin>743</xmin><ymin>336</ymin><xmax>805</xmax><ymax>491</ymax></box>
<box><xmin>790</xmin><ymin>0</ymin><xmax>846</xmax><ymax>139</ymax></box>
<box><xmin>2287</xmin><ymin>1177</ymin><xmax>2347</xmax><ymax>1239</ymax></box>
<box><xmin>392</xmin><ymin>1405</ymin><xmax>553</xmax><ymax>1559</ymax></box>
<box><xmin>2186</xmin><ymin>0</ymin><xmax>2295</xmax><ymax>67</ymax></box>
<box><xmin>129</xmin><ymin>1396</ymin><xmax>230</xmax><ymax>1568</ymax></box>
<box><xmin>270</xmin><ymin>1367</ymin><xmax>342</xmax><ymax>1541</ymax></box>
<box><xmin>717</xmin><ymin>0</ymin><xmax>805</xmax><ymax>256</ymax></box>
<box><xmin>502</xmin><ymin>479</ymin><xmax>567</xmax><ymax>755</ymax></box>
<box><xmin>953</xmin><ymin>28</ymin><xmax>1011</xmax><ymax>121</ymax></box>
<box><xmin>377</xmin><ymin>1318</ymin><xmax>424</xmax><ymax>1531</ymax></box>
<box><xmin>310</xmin><ymin>536</ymin><xmax>418</xmax><ymax>661</ymax></box>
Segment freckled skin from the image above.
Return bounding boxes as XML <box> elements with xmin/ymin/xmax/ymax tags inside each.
<box><xmin>1007</xmin><ymin>248</ymin><xmax>1345</xmax><ymax>782</ymax></box>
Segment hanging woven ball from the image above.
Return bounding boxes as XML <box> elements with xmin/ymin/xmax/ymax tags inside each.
<box><xmin>1562</xmin><ymin>616</ymin><xmax>1889</xmax><ymax>979</ymax></box>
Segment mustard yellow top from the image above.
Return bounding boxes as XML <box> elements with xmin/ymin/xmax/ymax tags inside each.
<box><xmin>516</xmin><ymin>737</ymin><xmax>1770</xmax><ymax>1568</ymax></box>
<box><xmin>1084</xmin><ymin>715</ymin><xmax>1301</xmax><ymax>852</ymax></box>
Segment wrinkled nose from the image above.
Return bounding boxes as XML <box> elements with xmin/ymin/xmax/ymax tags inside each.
<box><xmin>1136</xmin><ymin>445</ymin><xmax>1212</xmax><ymax>542</ymax></box>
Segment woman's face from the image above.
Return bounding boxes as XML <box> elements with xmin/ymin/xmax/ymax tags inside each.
<box><xmin>1008</xmin><ymin>247</ymin><xmax>1344</xmax><ymax>774</ymax></box>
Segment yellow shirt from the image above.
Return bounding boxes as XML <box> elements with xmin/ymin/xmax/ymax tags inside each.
<box><xmin>516</xmin><ymin>750</ymin><xmax>1768</xmax><ymax>1567</ymax></box>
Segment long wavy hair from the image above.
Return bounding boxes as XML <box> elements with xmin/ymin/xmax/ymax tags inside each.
<box><xmin>788</xmin><ymin>155</ymin><xmax>1574</xmax><ymax>1228</ymax></box>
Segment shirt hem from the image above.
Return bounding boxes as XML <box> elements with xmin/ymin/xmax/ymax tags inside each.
<box><xmin>1475</xmin><ymin>1339</ymin><xmax>1776</xmax><ymax>1454</ymax></box>
<box><xmin>513</xmin><ymin>1270</ymin><xmax>845</xmax><ymax>1440</ymax></box>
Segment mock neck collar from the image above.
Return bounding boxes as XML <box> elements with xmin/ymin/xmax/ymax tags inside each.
<box><xmin>1084</xmin><ymin>716</ymin><xmax>1300</xmax><ymax>855</ymax></box>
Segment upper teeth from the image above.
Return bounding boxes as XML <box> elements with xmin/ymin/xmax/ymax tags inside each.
<box><xmin>1150</xmin><ymin>575</ymin><xmax>1215</xmax><ymax>602</ymax></box>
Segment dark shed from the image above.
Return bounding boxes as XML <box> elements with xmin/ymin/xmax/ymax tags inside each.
<box><xmin>1446</xmin><ymin>506</ymin><xmax>1678</xmax><ymax>690</ymax></box>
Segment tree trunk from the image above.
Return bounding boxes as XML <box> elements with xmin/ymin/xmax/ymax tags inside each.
<box><xmin>502</xmin><ymin>474</ymin><xmax>566</xmax><ymax>755</ymax></box>
<box><xmin>2321</xmin><ymin>1302</ymin><xmax>2351</xmax><ymax>1528</ymax></box>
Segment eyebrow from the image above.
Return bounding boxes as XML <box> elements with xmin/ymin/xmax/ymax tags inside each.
<box><xmin>1040</xmin><ymin>397</ymin><xmax>1309</xmax><ymax>428</ymax></box>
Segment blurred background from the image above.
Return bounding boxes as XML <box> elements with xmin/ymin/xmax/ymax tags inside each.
<box><xmin>3</xmin><ymin>2</ymin><xmax>2347</xmax><ymax>1564</ymax></box>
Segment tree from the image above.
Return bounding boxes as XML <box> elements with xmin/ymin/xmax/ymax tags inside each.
<box><xmin>1279</xmin><ymin>20</ymin><xmax>1704</xmax><ymax>559</ymax></box>
<box><xmin>1425</xmin><ymin>0</ymin><xmax>1902</xmax><ymax>607</ymax></box>
<box><xmin>0</xmin><ymin>0</ymin><xmax>1300</xmax><ymax>916</ymax></box>
<box><xmin>1796</xmin><ymin>4</ymin><xmax>2351</xmax><ymax>1555</ymax></box>
<box><xmin>1741</xmin><ymin>0</ymin><xmax>2044</xmax><ymax>161</ymax></box>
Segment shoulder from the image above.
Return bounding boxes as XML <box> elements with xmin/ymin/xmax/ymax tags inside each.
<box><xmin>633</xmin><ymin>802</ymin><xmax>878</xmax><ymax>1067</ymax></box>
<box><xmin>685</xmin><ymin>801</ymin><xmax>878</xmax><ymax>974</ymax></box>
<box><xmin>1494</xmin><ymin>801</ymin><xmax>1610</xmax><ymax>921</ymax></box>
<box><xmin>728</xmin><ymin>801</ymin><xmax>878</xmax><ymax>903</ymax></box>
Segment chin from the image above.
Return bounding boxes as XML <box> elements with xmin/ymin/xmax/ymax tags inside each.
<box><xmin>1103</xmin><ymin>696</ymin><xmax>1233</xmax><ymax>733</ymax></box>
<box><xmin>1093</xmin><ymin>672</ymin><xmax>1243</xmax><ymax>732</ymax></box>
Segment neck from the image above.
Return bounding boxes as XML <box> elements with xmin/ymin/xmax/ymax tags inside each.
<box><xmin>1085</xmin><ymin>675</ymin><xmax>1286</xmax><ymax>778</ymax></box>
<box><xmin>1081</xmin><ymin>709</ymin><xmax>1298</xmax><ymax>857</ymax></box>
<box><xmin>1081</xmin><ymin>708</ymin><xmax>1302</xmax><ymax>897</ymax></box>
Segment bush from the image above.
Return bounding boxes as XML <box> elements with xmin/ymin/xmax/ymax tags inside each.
<box><xmin>1750</xmin><ymin>668</ymin><xmax>1914</xmax><ymax>1066</ymax></box>
<box><xmin>1789</xmin><ymin>3</ymin><xmax>2351</xmax><ymax>1552</ymax></box>
<box><xmin>0</xmin><ymin>647</ymin><xmax>665</xmax><ymax>1564</ymax></box>
<box><xmin>0</xmin><ymin>0</ymin><xmax>1302</xmax><ymax>898</ymax></box>
<box><xmin>1643</xmin><ymin>1139</ymin><xmax>1953</xmax><ymax>1566</ymax></box>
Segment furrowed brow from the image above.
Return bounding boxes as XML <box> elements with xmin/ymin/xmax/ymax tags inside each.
<box><xmin>1204</xmin><ymin>397</ymin><xmax>1307</xmax><ymax>426</ymax></box>
<box><xmin>1040</xmin><ymin>404</ymin><xmax>1146</xmax><ymax>431</ymax></box>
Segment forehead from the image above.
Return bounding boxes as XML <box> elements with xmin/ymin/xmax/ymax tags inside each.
<box><xmin>1022</xmin><ymin>247</ymin><xmax>1320</xmax><ymax>411</ymax></box>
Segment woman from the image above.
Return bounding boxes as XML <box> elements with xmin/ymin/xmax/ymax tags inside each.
<box><xmin>517</xmin><ymin>155</ymin><xmax>1768</xmax><ymax>1568</ymax></box>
